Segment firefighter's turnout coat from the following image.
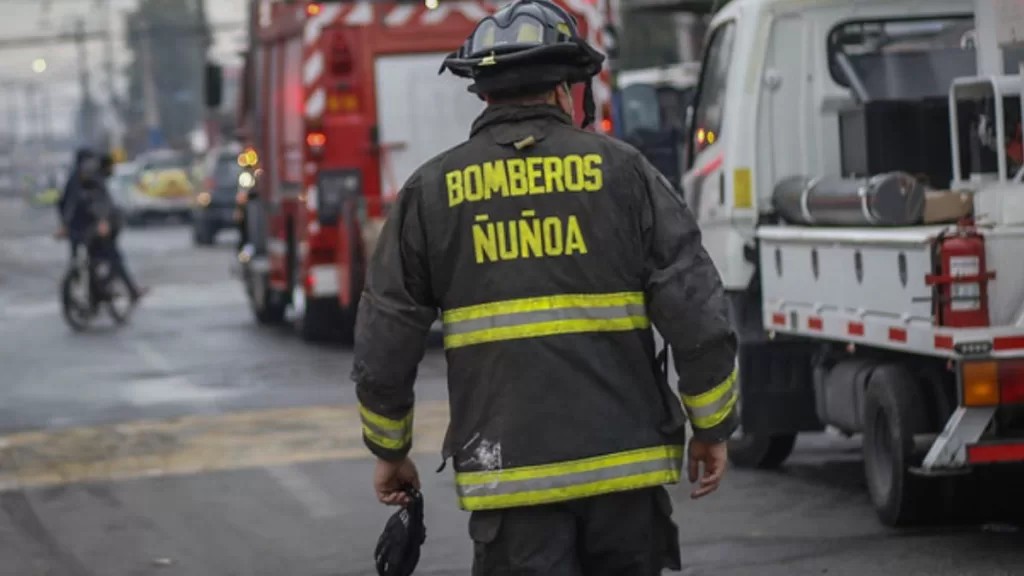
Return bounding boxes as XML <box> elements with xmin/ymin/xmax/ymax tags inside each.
<box><xmin>353</xmin><ymin>104</ymin><xmax>738</xmax><ymax>512</ymax></box>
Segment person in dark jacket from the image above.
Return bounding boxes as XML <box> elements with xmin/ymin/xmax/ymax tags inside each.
<box><xmin>353</xmin><ymin>2</ymin><xmax>739</xmax><ymax>574</ymax></box>
<box><xmin>70</xmin><ymin>153</ymin><xmax>147</xmax><ymax>303</ymax></box>
<box><xmin>57</xmin><ymin>149</ymin><xmax>95</xmax><ymax>259</ymax></box>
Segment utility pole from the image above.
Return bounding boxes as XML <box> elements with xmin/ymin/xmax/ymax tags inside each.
<box><xmin>139</xmin><ymin>19</ymin><xmax>163</xmax><ymax>150</ymax></box>
<box><xmin>22</xmin><ymin>83</ymin><xmax>41</xmax><ymax>188</ymax></box>
<box><xmin>98</xmin><ymin>0</ymin><xmax>124</xmax><ymax>153</ymax></box>
<box><xmin>197</xmin><ymin>0</ymin><xmax>218</xmax><ymax>151</ymax></box>
<box><xmin>73</xmin><ymin>17</ymin><xmax>97</xmax><ymax>148</ymax></box>
<box><xmin>3</xmin><ymin>83</ymin><xmax>17</xmax><ymax>144</ymax></box>
<box><xmin>38</xmin><ymin>82</ymin><xmax>54</xmax><ymax>186</ymax></box>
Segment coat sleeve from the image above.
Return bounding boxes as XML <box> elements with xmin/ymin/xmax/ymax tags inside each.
<box><xmin>58</xmin><ymin>179</ymin><xmax>76</xmax><ymax>225</ymax></box>
<box><xmin>636</xmin><ymin>155</ymin><xmax>739</xmax><ymax>443</ymax></box>
<box><xmin>351</xmin><ymin>170</ymin><xmax>438</xmax><ymax>462</ymax></box>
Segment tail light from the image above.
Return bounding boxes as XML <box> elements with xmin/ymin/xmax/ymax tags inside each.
<box><xmin>962</xmin><ymin>360</ymin><xmax>1024</xmax><ymax>406</ymax></box>
<box><xmin>600</xmin><ymin>102</ymin><xmax>612</xmax><ymax>134</ymax></box>
<box><xmin>307</xmin><ymin>132</ymin><xmax>327</xmax><ymax>155</ymax></box>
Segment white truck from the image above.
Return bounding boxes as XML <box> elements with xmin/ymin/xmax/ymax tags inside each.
<box><xmin>683</xmin><ymin>0</ymin><xmax>1024</xmax><ymax>526</ymax></box>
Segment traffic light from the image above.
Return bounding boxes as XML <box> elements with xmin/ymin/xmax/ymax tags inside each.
<box><xmin>205</xmin><ymin>62</ymin><xmax>223</xmax><ymax>109</ymax></box>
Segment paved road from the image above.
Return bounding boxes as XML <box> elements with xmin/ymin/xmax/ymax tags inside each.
<box><xmin>0</xmin><ymin>199</ymin><xmax>1022</xmax><ymax>576</ymax></box>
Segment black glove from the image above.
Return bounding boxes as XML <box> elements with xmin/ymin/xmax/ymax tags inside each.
<box><xmin>374</xmin><ymin>487</ymin><xmax>426</xmax><ymax>576</ymax></box>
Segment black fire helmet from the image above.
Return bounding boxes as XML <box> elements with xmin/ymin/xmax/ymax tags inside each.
<box><xmin>438</xmin><ymin>0</ymin><xmax>606</xmax><ymax>129</ymax></box>
<box><xmin>374</xmin><ymin>488</ymin><xmax>426</xmax><ymax>576</ymax></box>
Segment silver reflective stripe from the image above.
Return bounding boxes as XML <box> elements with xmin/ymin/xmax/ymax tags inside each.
<box><xmin>456</xmin><ymin>451</ymin><xmax>682</xmax><ymax>498</ymax></box>
<box><xmin>687</xmin><ymin>389</ymin><xmax>738</xmax><ymax>423</ymax></box>
<box><xmin>363</xmin><ymin>420</ymin><xmax>408</xmax><ymax>444</ymax></box>
<box><xmin>445</xmin><ymin>303</ymin><xmax>647</xmax><ymax>336</ymax></box>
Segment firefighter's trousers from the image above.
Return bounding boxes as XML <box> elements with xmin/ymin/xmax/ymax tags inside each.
<box><xmin>468</xmin><ymin>486</ymin><xmax>682</xmax><ymax>576</ymax></box>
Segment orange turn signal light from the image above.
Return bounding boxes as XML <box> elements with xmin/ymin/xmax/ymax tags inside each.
<box><xmin>963</xmin><ymin>361</ymin><xmax>1000</xmax><ymax>406</ymax></box>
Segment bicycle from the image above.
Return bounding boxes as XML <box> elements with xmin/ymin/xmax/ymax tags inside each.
<box><xmin>56</xmin><ymin>227</ymin><xmax>134</xmax><ymax>331</ymax></box>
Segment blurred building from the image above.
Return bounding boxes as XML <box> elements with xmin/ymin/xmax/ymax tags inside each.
<box><xmin>123</xmin><ymin>0</ymin><xmax>211</xmax><ymax>157</ymax></box>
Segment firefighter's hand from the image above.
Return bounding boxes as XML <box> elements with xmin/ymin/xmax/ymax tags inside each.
<box><xmin>374</xmin><ymin>457</ymin><xmax>421</xmax><ymax>507</ymax></box>
<box><xmin>97</xmin><ymin>220</ymin><xmax>111</xmax><ymax>237</ymax></box>
<box><xmin>687</xmin><ymin>439</ymin><xmax>728</xmax><ymax>499</ymax></box>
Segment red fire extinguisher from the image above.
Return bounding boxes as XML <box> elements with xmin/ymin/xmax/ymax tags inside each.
<box><xmin>926</xmin><ymin>221</ymin><xmax>996</xmax><ymax>328</ymax></box>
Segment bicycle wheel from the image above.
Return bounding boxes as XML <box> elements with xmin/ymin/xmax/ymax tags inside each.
<box><xmin>61</xmin><ymin>267</ymin><xmax>92</xmax><ymax>331</ymax></box>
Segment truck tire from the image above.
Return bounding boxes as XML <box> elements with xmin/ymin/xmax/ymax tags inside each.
<box><xmin>862</xmin><ymin>364</ymin><xmax>929</xmax><ymax>527</ymax></box>
<box><xmin>193</xmin><ymin>224</ymin><xmax>215</xmax><ymax>246</ymax></box>
<box><xmin>729</xmin><ymin>433</ymin><xmax>797</xmax><ymax>469</ymax></box>
<box><xmin>247</xmin><ymin>270</ymin><xmax>286</xmax><ymax>325</ymax></box>
<box><xmin>727</xmin><ymin>379</ymin><xmax>798</xmax><ymax>469</ymax></box>
<box><xmin>299</xmin><ymin>297</ymin><xmax>341</xmax><ymax>343</ymax></box>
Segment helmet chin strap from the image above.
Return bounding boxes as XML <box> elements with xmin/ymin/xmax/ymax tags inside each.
<box><xmin>581</xmin><ymin>80</ymin><xmax>595</xmax><ymax>129</ymax></box>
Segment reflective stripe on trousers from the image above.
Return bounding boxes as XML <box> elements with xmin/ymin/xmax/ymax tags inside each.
<box><xmin>682</xmin><ymin>367</ymin><xmax>738</xmax><ymax>430</ymax></box>
<box><xmin>359</xmin><ymin>402</ymin><xmax>413</xmax><ymax>451</ymax></box>
<box><xmin>442</xmin><ymin>292</ymin><xmax>650</xmax><ymax>349</ymax></box>
<box><xmin>455</xmin><ymin>445</ymin><xmax>683</xmax><ymax>511</ymax></box>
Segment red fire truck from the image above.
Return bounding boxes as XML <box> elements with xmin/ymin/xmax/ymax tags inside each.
<box><xmin>227</xmin><ymin>0</ymin><xmax>612</xmax><ymax>343</ymax></box>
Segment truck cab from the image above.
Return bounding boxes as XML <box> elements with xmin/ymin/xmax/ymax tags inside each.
<box><xmin>613</xmin><ymin>62</ymin><xmax>699</xmax><ymax>188</ymax></box>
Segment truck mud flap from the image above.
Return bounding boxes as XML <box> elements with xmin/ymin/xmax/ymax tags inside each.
<box><xmin>739</xmin><ymin>340</ymin><xmax>823</xmax><ymax>435</ymax></box>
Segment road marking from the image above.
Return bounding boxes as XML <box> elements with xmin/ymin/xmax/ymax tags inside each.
<box><xmin>132</xmin><ymin>340</ymin><xmax>174</xmax><ymax>373</ymax></box>
<box><xmin>0</xmin><ymin>401</ymin><xmax>450</xmax><ymax>492</ymax></box>
<box><xmin>0</xmin><ymin>280</ymin><xmax>246</xmax><ymax>321</ymax></box>
<box><xmin>265</xmin><ymin>464</ymin><xmax>342</xmax><ymax>518</ymax></box>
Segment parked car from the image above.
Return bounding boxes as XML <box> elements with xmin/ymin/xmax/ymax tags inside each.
<box><xmin>108</xmin><ymin>161</ymin><xmax>142</xmax><ymax>222</ymax></box>
<box><xmin>126</xmin><ymin>149</ymin><xmax>197</xmax><ymax>224</ymax></box>
<box><xmin>192</xmin><ymin>143</ymin><xmax>244</xmax><ymax>246</ymax></box>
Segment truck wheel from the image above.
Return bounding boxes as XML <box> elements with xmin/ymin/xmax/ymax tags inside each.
<box><xmin>729</xmin><ymin>434</ymin><xmax>797</xmax><ymax>469</ymax></box>
<box><xmin>247</xmin><ymin>271</ymin><xmax>286</xmax><ymax>325</ymax></box>
<box><xmin>299</xmin><ymin>297</ymin><xmax>341</xmax><ymax>343</ymax></box>
<box><xmin>193</xmin><ymin>224</ymin><xmax>214</xmax><ymax>246</ymax></box>
<box><xmin>727</xmin><ymin>389</ymin><xmax>797</xmax><ymax>468</ymax></box>
<box><xmin>862</xmin><ymin>364</ymin><xmax>929</xmax><ymax>527</ymax></box>
<box><xmin>336</xmin><ymin>306</ymin><xmax>358</xmax><ymax>346</ymax></box>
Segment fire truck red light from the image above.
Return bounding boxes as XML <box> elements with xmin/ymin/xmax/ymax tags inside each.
<box><xmin>600</xmin><ymin>118</ymin><xmax>612</xmax><ymax>133</ymax></box>
<box><xmin>307</xmin><ymin>133</ymin><xmax>327</xmax><ymax>147</ymax></box>
<box><xmin>307</xmin><ymin>3</ymin><xmax>321</xmax><ymax>16</ymax></box>
<box><xmin>998</xmin><ymin>360</ymin><xmax>1024</xmax><ymax>404</ymax></box>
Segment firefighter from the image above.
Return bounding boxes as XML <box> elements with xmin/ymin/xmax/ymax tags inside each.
<box><xmin>353</xmin><ymin>1</ymin><xmax>738</xmax><ymax>573</ymax></box>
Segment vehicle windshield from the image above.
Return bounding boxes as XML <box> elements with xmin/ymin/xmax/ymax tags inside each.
<box><xmin>620</xmin><ymin>84</ymin><xmax>695</xmax><ymax>136</ymax></box>
<box><xmin>828</xmin><ymin>16</ymin><xmax>976</xmax><ymax>100</ymax></box>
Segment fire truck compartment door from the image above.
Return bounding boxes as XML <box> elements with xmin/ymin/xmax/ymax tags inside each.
<box><xmin>374</xmin><ymin>52</ymin><xmax>484</xmax><ymax>198</ymax></box>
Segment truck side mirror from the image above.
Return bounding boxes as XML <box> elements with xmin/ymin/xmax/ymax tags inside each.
<box><xmin>205</xmin><ymin>62</ymin><xmax>223</xmax><ymax>109</ymax></box>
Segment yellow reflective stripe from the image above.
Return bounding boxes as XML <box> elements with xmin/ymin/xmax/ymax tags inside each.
<box><xmin>362</xmin><ymin>426</ymin><xmax>412</xmax><ymax>451</ymax></box>
<box><xmin>358</xmin><ymin>403</ymin><xmax>412</xmax><ymax>431</ymax></box>
<box><xmin>359</xmin><ymin>403</ymin><xmax>413</xmax><ymax>451</ymax></box>
<box><xmin>454</xmin><ymin>445</ymin><xmax>683</xmax><ymax>511</ymax></box>
<box><xmin>682</xmin><ymin>368</ymin><xmax>738</xmax><ymax>429</ymax></box>
<box><xmin>459</xmin><ymin>470</ymin><xmax>680</xmax><ymax>511</ymax></box>
<box><xmin>442</xmin><ymin>292</ymin><xmax>649</xmax><ymax>349</ymax></box>
<box><xmin>457</xmin><ymin>445</ymin><xmax>681</xmax><ymax>485</ymax></box>
<box><xmin>445</xmin><ymin>316</ymin><xmax>649</xmax><ymax>349</ymax></box>
<box><xmin>442</xmin><ymin>292</ymin><xmax>645</xmax><ymax>324</ymax></box>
